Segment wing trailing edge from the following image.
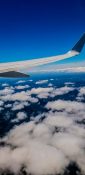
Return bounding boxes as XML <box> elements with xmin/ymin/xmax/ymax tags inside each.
<box><xmin>0</xmin><ymin>71</ymin><xmax>29</xmax><ymax>78</ymax></box>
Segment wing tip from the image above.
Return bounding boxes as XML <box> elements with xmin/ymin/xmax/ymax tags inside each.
<box><xmin>72</xmin><ymin>33</ymin><xmax>85</xmax><ymax>53</ymax></box>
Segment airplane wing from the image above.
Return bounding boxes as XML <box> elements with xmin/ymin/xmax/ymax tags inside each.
<box><xmin>0</xmin><ymin>33</ymin><xmax>85</xmax><ymax>78</ymax></box>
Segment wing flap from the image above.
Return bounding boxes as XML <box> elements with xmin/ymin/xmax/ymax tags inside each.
<box><xmin>0</xmin><ymin>71</ymin><xmax>29</xmax><ymax>78</ymax></box>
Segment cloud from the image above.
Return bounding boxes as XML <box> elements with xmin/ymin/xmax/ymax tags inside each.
<box><xmin>53</xmin><ymin>67</ymin><xmax>85</xmax><ymax>73</ymax></box>
<box><xmin>16</xmin><ymin>80</ymin><xmax>26</xmax><ymax>84</ymax></box>
<box><xmin>12</xmin><ymin>101</ymin><xmax>29</xmax><ymax>111</ymax></box>
<box><xmin>28</xmin><ymin>79</ymin><xmax>33</xmax><ymax>82</ymax></box>
<box><xmin>64</xmin><ymin>82</ymin><xmax>75</xmax><ymax>86</ymax></box>
<box><xmin>5</xmin><ymin>104</ymin><xmax>12</xmax><ymax>108</ymax></box>
<box><xmin>0</xmin><ymin>80</ymin><xmax>85</xmax><ymax>175</ymax></box>
<box><xmin>0</xmin><ymin>121</ymin><xmax>69</xmax><ymax>175</ymax></box>
<box><xmin>0</xmin><ymin>84</ymin><xmax>74</xmax><ymax>107</ymax></box>
<box><xmin>44</xmin><ymin>112</ymin><xmax>73</xmax><ymax>128</ymax></box>
<box><xmin>29</xmin><ymin>86</ymin><xmax>74</xmax><ymax>98</ymax></box>
<box><xmin>50</xmin><ymin>79</ymin><xmax>54</xmax><ymax>81</ymax></box>
<box><xmin>63</xmin><ymin>67</ymin><xmax>85</xmax><ymax>73</ymax></box>
<box><xmin>46</xmin><ymin>100</ymin><xmax>85</xmax><ymax>113</ymax></box>
<box><xmin>11</xmin><ymin>112</ymin><xmax>27</xmax><ymax>123</ymax></box>
<box><xmin>0</xmin><ymin>87</ymin><xmax>14</xmax><ymax>96</ymax></box>
<box><xmin>15</xmin><ymin>85</ymin><xmax>30</xmax><ymax>90</ymax></box>
<box><xmin>29</xmin><ymin>86</ymin><xmax>74</xmax><ymax>99</ymax></box>
<box><xmin>31</xmin><ymin>63</ymin><xmax>85</xmax><ymax>73</ymax></box>
<box><xmin>52</xmin><ymin>132</ymin><xmax>85</xmax><ymax>173</ymax></box>
<box><xmin>48</xmin><ymin>83</ymin><xmax>53</xmax><ymax>87</ymax></box>
<box><xmin>0</xmin><ymin>99</ymin><xmax>85</xmax><ymax>175</ymax></box>
<box><xmin>30</xmin><ymin>87</ymin><xmax>53</xmax><ymax>94</ymax></box>
<box><xmin>2</xmin><ymin>83</ymin><xmax>9</xmax><ymax>87</ymax></box>
<box><xmin>76</xmin><ymin>87</ymin><xmax>85</xmax><ymax>101</ymax></box>
<box><xmin>17</xmin><ymin>112</ymin><xmax>27</xmax><ymax>120</ymax></box>
<box><xmin>50</xmin><ymin>86</ymin><xmax>74</xmax><ymax>97</ymax></box>
<box><xmin>0</xmin><ymin>139</ymin><xmax>68</xmax><ymax>175</ymax></box>
<box><xmin>0</xmin><ymin>101</ymin><xmax>4</xmax><ymax>111</ymax></box>
<box><xmin>0</xmin><ymin>91</ymin><xmax>38</xmax><ymax>103</ymax></box>
<box><xmin>0</xmin><ymin>101</ymin><xmax>4</xmax><ymax>106</ymax></box>
<box><xmin>35</xmin><ymin>80</ymin><xmax>48</xmax><ymax>84</ymax></box>
<box><xmin>30</xmin><ymin>87</ymin><xmax>53</xmax><ymax>99</ymax></box>
<box><xmin>77</xmin><ymin>87</ymin><xmax>85</xmax><ymax>98</ymax></box>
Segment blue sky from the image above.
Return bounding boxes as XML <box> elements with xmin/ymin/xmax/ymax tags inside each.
<box><xmin>0</xmin><ymin>0</ymin><xmax>85</xmax><ymax>64</ymax></box>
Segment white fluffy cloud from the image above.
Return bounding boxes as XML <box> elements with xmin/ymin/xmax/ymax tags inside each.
<box><xmin>50</xmin><ymin>86</ymin><xmax>74</xmax><ymax>97</ymax></box>
<box><xmin>15</xmin><ymin>85</ymin><xmax>30</xmax><ymax>90</ymax></box>
<box><xmin>78</xmin><ymin>87</ymin><xmax>85</xmax><ymax>96</ymax></box>
<box><xmin>35</xmin><ymin>80</ymin><xmax>48</xmax><ymax>84</ymax></box>
<box><xmin>5</xmin><ymin>104</ymin><xmax>12</xmax><ymax>108</ymax></box>
<box><xmin>28</xmin><ymin>86</ymin><xmax>74</xmax><ymax>99</ymax></box>
<box><xmin>76</xmin><ymin>87</ymin><xmax>85</xmax><ymax>101</ymax></box>
<box><xmin>0</xmin><ymin>91</ymin><xmax>38</xmax><ymax>103</ymax></box>
<box><xmin>0</xmin><ymin>121</ymin><xmax>68</xmax><ymax>175</ymax></box>
<box><xmin>0</xmin><ymin>102</ymin><xmax>85</xmax><ymax>175</ymax></box>
<box><xmin>16</xmin><ymin>80</ymin><xmax>26</xmax><ymax>84</ymax></box>
<box><xmin>46</xmin><ymin>100</ymin><xmax>85</xmax><ymax>113</ymax></box>
<box><xmin>29</xmin><ymin>87</ymin><xmax>53</xmax><ymax>99</ymax></box>
<box><xmin>0</xmin><ymin>87</ymin><xmax>14</xmax><ymax>96</ymax></box>
<box><xmin>44</xmin><ymin>112</ymin><xmax>73</xmax><ymax>128</ymax></box>
<box><xmin>0</xmin><ymin>84</ymin><xmax>75</xmax><ymax>106</ymax></box>
<box><xmin>0</xmin><ymin>80</ymin><xmax>85</xmax><ymax>175</ymax></box>
<box><xmin>12</xmin><ymin>101</ymin><xmax>29</xmax><ymax>111</ymax></box>
<box><xmin>11</xmin><ymin>112</ymin><xmax>27</xmax><ymax>123</ymax></box>
<box><xmin>17</xmin><ymin>112</ymin><xmax>27</xmax><ymax>120</ymax></box>
<box><xmin>2</xmin><ymin>83</ymin><xmax>9</xmax><ymax>87</ymax></box>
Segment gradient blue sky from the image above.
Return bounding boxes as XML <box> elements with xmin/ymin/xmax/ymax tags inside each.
<box><xmin>0</xmin><ymin>0</ymin><xmax>85</xmax><ymax>64</ymax></box>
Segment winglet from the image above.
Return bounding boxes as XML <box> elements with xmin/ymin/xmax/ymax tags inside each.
<box><xmin>72</xmin><ymin>33</ymin><xmax>85</xmax><ymax>53</ymax></box>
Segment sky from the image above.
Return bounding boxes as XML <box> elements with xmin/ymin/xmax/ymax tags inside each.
<box><xmin>0</xmin><ymin>0</ymin><xmax>85</xmax><ymax>65</ymax></box>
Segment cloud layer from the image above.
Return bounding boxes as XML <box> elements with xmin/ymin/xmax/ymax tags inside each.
<box><xmin>0</xmin><ymin>76</ymin><xmax>85</xmax><ymax>175</ymax></box>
